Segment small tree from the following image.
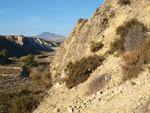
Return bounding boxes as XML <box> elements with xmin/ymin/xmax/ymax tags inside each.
<box><xmin>21</xmin><ymin>54</ymin><xmax>37</xmax><ymax>77</ymax></box>
<box><xmin>0</xmin><ymin>49</ymin><xmax>10</xmax><ymax>63</ymax></box>
<box><xmin>22</xmin><ymin>54</ymin><xmax>36</xmax><ymax>67</ymax></box>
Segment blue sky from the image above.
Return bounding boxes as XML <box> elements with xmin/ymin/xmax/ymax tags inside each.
<box><xmin>0</xmin><ymin>0</ymin><xmax>104</xmax><ymax>36</ymax></box>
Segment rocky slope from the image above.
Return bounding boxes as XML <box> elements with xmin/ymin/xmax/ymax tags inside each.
<box><xmin>33</xmin><ymin>0</ymin><xmax>150</xmax><ymax>113</ymax></box>
<box><xmin>0</xmin><ymin>35</ymin><xmax>59</xmax><ymax>57</ymax></box>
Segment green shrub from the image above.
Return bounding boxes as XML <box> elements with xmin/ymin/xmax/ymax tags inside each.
<box><xmin>22</xmin><ymin>54</ymin><xmax>36</xmax><ymax>67</ymax></box>
<box><xmin>90</xmin><ymin>41</ymin><xmax>104</xmax><ymax>52</ymax></box>
<box><xmin>65</xmin><ymin>55</ymin><xmax>104</xmax><ymax>88</ymax></box>
<box><xmin>21</xmin><ymin>54</ymin><xmax>37</xmax><ymax>77</ymax></box>
<box><xmin>0</xmin><ymin>49</ymin><xmax>10</xmax><ymax>64</ymax></box>
<box><xmin>119</xmin><ymin>0</ymin><xmax>131</xmax><ymax>5</ymax></box>
<box><xmin>0</xmin><ymin>49</ymin><xmax>10</xmax><ymax>58</ymax></box>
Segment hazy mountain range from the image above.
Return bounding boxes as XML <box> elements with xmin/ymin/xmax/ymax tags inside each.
<box><xmin>34</xmin><ymin>32</ymin><xmax>66</xmax><ymax>42</ymax></box>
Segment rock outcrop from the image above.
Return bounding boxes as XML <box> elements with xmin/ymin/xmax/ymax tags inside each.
<box><xmin>34</xmin><ymin>0</ymin><xmax>150</xmax><ymax>113</ymax></box>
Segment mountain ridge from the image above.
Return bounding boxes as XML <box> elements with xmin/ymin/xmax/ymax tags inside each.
<box><xmin>34</xmin><ymin>32</ymin><xmax>65</xmax><ymax>42</ymax></box>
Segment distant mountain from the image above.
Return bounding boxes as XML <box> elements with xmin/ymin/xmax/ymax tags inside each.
<box><xmin>34</xmin><ymin>32</ymin><xmax>66</xmax><ymax>42</ymax></box>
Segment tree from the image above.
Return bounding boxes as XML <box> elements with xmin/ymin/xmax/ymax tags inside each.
<box><xmin>22</xmin><ymin>54</ymin><xmax>36</xmax><ymax>67</ymax></box>
<box><xmin>0</xmin><ymin>49</ymin><xmax>10</xmax><ymax>63</ymax></box>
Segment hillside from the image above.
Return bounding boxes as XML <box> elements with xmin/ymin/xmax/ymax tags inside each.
<box><xmin>0</xmin><ymin>35</ymin><xmax>59</xmax><ymax>57</ymax></box>
<box><xmin>33</xmin><ymin>0</ymin><xmax>150</xmax><ymax>113</ymax></box>
<box><xmin>34</xmin><ymin>32</ymin><xmax>65</xmax><ymax>42</ymax></box>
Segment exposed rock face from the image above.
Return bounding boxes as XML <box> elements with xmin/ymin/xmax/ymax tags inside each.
<box><xmin>34</xmin><ymin>0</ymin><xmax>150</xmax><ymax>113</ymax></box>
<box><xmin>50</xmin><ymin>0</ymin><xmax>150</xmax><ymax>80</ymax></box>
<box><xmin>0</xmin><ymin>35</ymin><xmax>59</xmax><ymax>57</ymax></box>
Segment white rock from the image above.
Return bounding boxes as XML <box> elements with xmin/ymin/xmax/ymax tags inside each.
<box><xmin>67</xmin><ymin>107</ymin><xmax>73</xmax><ymax>113</ymax></box>
<box><xmin>53</xmin><ymin>108</ymin><xmax>60</xmax><ymax>112</ymax></box>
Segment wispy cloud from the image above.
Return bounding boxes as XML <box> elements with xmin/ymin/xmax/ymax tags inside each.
<box><xmin>0</xmin><ymin>10</ymin><xmax>5</xmax><ymax>14</ymax></box>
<box><xmin>28</xmin><ymin>16</ymin><xmax>42</xmax><ymax>22</ymax></box>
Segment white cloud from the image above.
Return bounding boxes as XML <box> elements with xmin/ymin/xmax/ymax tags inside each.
<box><xmin>28</xmin><ymin>16</ymin><xmax>42</xmax><ymax>22</ymax></box>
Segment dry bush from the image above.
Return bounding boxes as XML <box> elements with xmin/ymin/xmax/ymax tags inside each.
<box><xmin>109</xmin><ymin>18</ymin><xmax>149</xmax><ymax>81</ymax></box>
<box><xmin>119</xmin><ymin>0</ymin><xmax>131</xmax><ymax>5</ymax></box>
<box><xmin>29</xmin><ymin>66</ymin><xmax>52</xmax><ymax>87</ymax></box>
<box><xmin>109</xmin><ymin>37</ymin><xmax>125</xmax><ymax>55</ymax></box>
<box><xmin>86</xmin><ymin>74</ymin><xmax>111</xmax><ymax>95</ymax></box>
<box><xmin>65</xmin><ymin>55</ymin><xmax>104</xmax><ymax>88</ymax></box>
<box><xmin>110</xmin><ymin>18</ymin><xmax>147</xmax><ymax>55</ymax></box>
<box><xmin>121</xmin><ymin>64</ymin><xmax>143</xmax><ymax>81</ymax></box>
<box><xmin>116</xmin><ymin>18</ymin><xmax>146</xmax><ymax>40</ymax></box>
<box><xmin>90</xmin><ymin>41</ymin><xmax>104</xmax><ymax>52</ymax></box>
<box><xmin>121</xmin><ymin>38</ymin><xmax>150</xmax><ymax>81</ymax></box>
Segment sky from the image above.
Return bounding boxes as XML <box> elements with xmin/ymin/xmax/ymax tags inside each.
<box><xmin>0</xmin><ymin>0</ymin><xmax>105</xmax><ymax>36</ymax></box>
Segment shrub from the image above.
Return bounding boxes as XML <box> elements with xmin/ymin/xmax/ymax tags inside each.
<box><xmin>110</xmin><ymin>37</ymin><xmax>125</xmax><ymax>55</ymax></box>
<box><xmin>90</xmin><ymin>41</ymin><xmax>104</xmax><ymax>52</ymax></box>
<box><xmin>65</xmin><ymin>55</ymin><xmax>104</xmax><ymax>88</ymax></box>
<box><xmin>110</xmin><ymin>18</ymin><xmax>147</xmax><ymax>55</ymax></box>
<box><xmin>21</xmin><ymin>54</ymin><xmax>37</xmax><ymax>77</ymax></box>
<box><xmin>22</xmin><ymin>54</ymin><xmax>36</xmax><ymax>67</ymax></box>
<box><xmin>0</xmin><ymin>49</ymin><xmax>10</xmax><ymax>59</ymax></box>
<box><xmin>122</xmin><ymin>38</ymin><xmax>150</xmax><ymax>81</ymax></box>
<box><xmin>110</xmin><ymin>18</ymin><xmax>149</xmax><ymax>81</ymax></box>
<box><xmin>0</xmin><ymin>49</ymin><xmax>10</xmax><ymax>64</ymax></box>
<box><xmin>116</xmin><ymin>18</ymin><xmax>147</xmax><ymax>37</ymax></box>
<box><xmin>29</xmin><ymin>66</ymin><xmax>52</xmax><ymax>87</ymax></box>
<box><xmin>119</xmin><ymin>0</ymin><xmax>131</xmax><ymax>5</ymax></box>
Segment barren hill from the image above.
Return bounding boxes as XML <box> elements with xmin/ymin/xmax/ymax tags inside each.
<box><xmin>34</xmin><ymin>32</ymin><xmax>65</xmax><ymax>42</ymax></box>
<box><xmin>0</xmin><ymin>35</ymin><xmax>59</xmax><ymax>57</ymax></box>
<box><xmin>33</xmin><ymin>0</ymin><xmax>150</xmax><ymax>113</ymax></box>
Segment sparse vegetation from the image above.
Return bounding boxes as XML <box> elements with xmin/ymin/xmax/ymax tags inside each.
<box><xmin>121</xmin><ymin>38</ymin><xmax>150</xmax><ymax>81</ymax></box>
<box><xmin>22</xmin><ymin>54</ymin><xmax>37</xmax><ymax>68</ymax></box>
<box><xmin>65</xmin><ymin>55</ymin><xmax>104</xmax><ymax>88</ymax></box>
<box><xmin>0</xmin><ymin>90</ymin><xmax>39</xmax><ymax>113</ymax></box>
<box><xmin>29</xmin><ymin>66</ymin><xmax>52</xmax><ymax>88</ymax></box>
<box><xmin>21</xmin><ymin>54</ymin><xmax>37</xmax><ymax>77</ymax></box>
<box><xmin>110</xmin><ymin>18</ymin><xmax>149</xmax><ymax>81</ymax></box>
<box><xmin>110</xmin><ymin>18</ymin><xmax>147</xmax><ymax>55</ymax></box>
<box><xmin>119</xmin><ymin>0</ymin><xmax>131</xmax><ymax>5</ymax></box>
<box><xmin>90</xmin><ymin>41</ymin><xmax>104</xmax><ymax>52</ymax></box>
<box><xmin>116</xmin><ymin>18</ymin><xmax>146</xmax><ymax>37</ymax></box>
<box><xmin>0</xmin><ymin>49</ymin><xmax>10</xmax><ymax>64</ymax></box>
